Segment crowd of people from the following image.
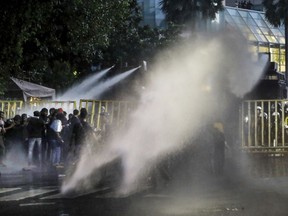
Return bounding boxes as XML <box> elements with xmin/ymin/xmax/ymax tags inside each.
<box><xmin>0</xmin><ymin>107</ymin><xmax>103</xmax><ymax>170</ymax></box>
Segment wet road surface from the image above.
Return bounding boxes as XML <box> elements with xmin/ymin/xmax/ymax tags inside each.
<box><xmin>1</xmin><ymin>156</ymin><xmax>288</xmax><ymax>216</ymax></box>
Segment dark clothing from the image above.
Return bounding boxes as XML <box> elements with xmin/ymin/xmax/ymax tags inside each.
<box><xmin>4</xmin><ymin>123</ymin><xmax>23</xmax><ymax>146</ymax></box>
<box><xmin>0</xmin><ymin>129</ymin><xmax>5</xmax><ymax>163</ymax></box>
<box><xmin>69</xmin><ymin>116</ymin><xmax>83</xmax><ymax>146</ymax></box>
<box><xmin>21</xmin><ymin>121</ymin><xmax>29</xmax><ymax>142</ymax></box>
<box><xmin>69</xmin><ymin>116</ymin><xmax>81</xmax><ymax>133</ymax></box>
<box><xmin>27</xmin><ymin>117</ymin><xmax>45</xmax><ymax>138</ymax></box>
<box><xmin>80</xmin><ymin>119</ymin><xmax>95</xmax><ymax>144</ymax></box>
<box><xmin>46</xmin><ymin>124</ymin><xmax>63</xmax><ymax>144</ymax></box>
<box><xmin>81</xmin><ymin>120</ymin><xmax>94</xmax><ymax>137</ymax></box>
<box><xmin>212</xmin><ymin>128</ymin><xmax>226</xmax><ymax>175</ymax></box>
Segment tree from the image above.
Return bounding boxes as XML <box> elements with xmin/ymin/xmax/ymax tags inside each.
<box><xmin>262</xmin><ymin>0</ymin><xmax>288</xmax><ymax>96</ymax></box>
<box><xmin>0</xmin><ymin>0</ymin><xmax>134</xmax><ymax>95</ymax></box>
<box><xmin>159</xmin><ymin>0</ymin><xmax>223</xmax><ymax>30</ymax></box>
<box><xmin>98</xmin><ymin>0</ymin><xmax>181</xmax><ymax>72</ymax></box>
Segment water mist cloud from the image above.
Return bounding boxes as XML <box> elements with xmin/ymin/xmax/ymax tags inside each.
<box><xmin>62</xmin><ymin>32</ymin><xmax>267</xmax><ymax>194</ymax></box>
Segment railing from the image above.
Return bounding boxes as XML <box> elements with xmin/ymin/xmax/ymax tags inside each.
<box><xmin>79</xmin><ymin>99</ymin><xmax>136</xmax><ymax>129</ymax></box>
<box><xmin>0</xmin><ymin>100</ymin><xmax>23</xmax><ymax>119</ymax></box>
<box><xmin>0</xmin><ymin>100</ymin><xmax>135</xmax><ymax>130</ymax></box>
<box><xmin>3</xmin><ymin>99</ymin><xmax>288</xmax><ymax>155</ymax></box>
<box><xmin>241</xmin><ymin>100</ymin><xmax>288</xmax><ymax>154</ymax></box>
<box><xmin>26</xmin><ymin>100</ymin><xmax>77</xmax><ymax>113</ymax></box>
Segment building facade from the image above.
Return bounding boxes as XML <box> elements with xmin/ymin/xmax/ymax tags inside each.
<box><xmin>137</xmin><ymin>0</ymin><xmax>166</xmax><ymax>28</ymax></box>
<box><xmin>138</xmin><ymin>0</ymin><xmax>286</xmax><ymax>97</ymax></box>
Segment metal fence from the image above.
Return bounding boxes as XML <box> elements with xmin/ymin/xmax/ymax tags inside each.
<box><xmin>4</xmin><ymin>98</ymin><xmax>288</xmax><ymax>155</ymax></box>
<box><xmin>26</xmin><ymin>100</ymin><xmax>77</xmax><ymax>113</ymax></box>
<box><xmin>0</xmin><ymin>100</ymin><xmax>23</xmax><ymax>119</ymax></box>
<box><xmin>0</xmin><ymin>100</ymin><xmax>77</xmax><ymax>119</ymax></box>
<box><xmin>0</xmin><ymin>99</ymin><xmax>135</xmax><ymax>130</ymax></box>
<box><xmin>79</xmin><ymin>99</ymin><xmax>136</xmax><ymax>129</ymax></box>
<box><xmin>241</xmin><ymin>100</ymin><xmax>288</xmax><ymax>153</ymax></box>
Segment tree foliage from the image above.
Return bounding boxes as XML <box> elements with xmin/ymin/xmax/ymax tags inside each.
<box><xmin>101</xmin><ymin>19</ymin><xmax>181</xmax><ymax>70</ymax></box>
<box><xmin>159</xmin><ymin>0</ymin><xmax>223</xmax><ymax>26</ymax></box>
<box><xmin>262</xmin><ymin>0</ymin><xmax>287</xmax><ymax>27</ymax></box>
<box><xmin>0</xmin><ymin>0</ymin><xmax>134</xmax><ymax>93</ymax></box>
<box><xmin>0</xmin><ymin>0</ymin><xmax>185</xmax><ymax>98</ymax></box>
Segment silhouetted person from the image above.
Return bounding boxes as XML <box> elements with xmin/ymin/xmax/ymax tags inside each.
<box><xmin>4</xmin><ymin>115</ymin><xmax>23</xmax><ymax>153</ymax></box>
<box><xmin>212</xmin><ymin>122</ymin><xmax>226</xmax><ymax>176</ymax></box>
<box><xmin>19</xmin><ymin>113</ymin><xmax>29</xmax><ymax>158</ymax></box>
<box><xmin>100</xmin><ymin>106</ymin><xmax>111</xmax><ymax>143</ymax></box>
<box><xmin>40</xmin><ymin>108</ymin><xmax>49</xmax><ymax>163</ymax></box>
<box><xmin>0</xmin><ymin>111</ymin><xmax>6</xmax><ymax>167</ymax></box>
<box><xmin>27</xmin><ymin>111</ymin><xmax>45</xmax><ymax>168</ymax></box>
<box><xmin>47</xmin><ymin>113</ymin><xmax>64</xmax><ymax>167</ymax></box>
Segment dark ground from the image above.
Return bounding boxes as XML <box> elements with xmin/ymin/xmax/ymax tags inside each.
<box><xmin>1</xmin><ymin>154</ymin><xmax>288</xmax><ymax>216</ymax></box>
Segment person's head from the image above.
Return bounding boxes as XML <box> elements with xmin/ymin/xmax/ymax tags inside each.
<box><xmin>58</xmin><ymin>108</ymin><xmax>64</xmax><ymax>113</ymax></box>
<box><xmin>73</xmin><ymin>109</ymin><xmax>79</xmax><ymax>116</ymax></box>
<box><xmin>68</xmin><ymin>113</ymin><xmax>73</xmax><ymax>120</ymax></box>
<box><xmin>49</xmin><ymin>107</ymin><xmax>56</xmax><ymax>115</ymax></box>
<box><xmin>13</xmin><ymin>115</ymin><xmax>21</xmax><ymax>125</ymax></box>
<box><xmin>213</xmin><ymin>121</ymin><xmax>224</xmax><ymax>133</ymax></box>
<box><xmin>41</xmin><ymin>108</ymin><xmax>48</xmax><ymax>116</ymax></box>
<box><xmin>21</xmin><ymin>113</ymin><xmax>28</xmax><ymax>122</ymax></box>
<box><xmin>56</xmin><ymin>112</ymin><xmax>65</xmax><ymax>121</ymax></box>
<box><xmin>33</xmin><ymin>110</ymin><xmax>40</xmax><ymax>117</ymax></box>
<box><xmin>257</xmin><ymin>106</ymin><xmax>262</xmax><ymax>114</ymax></box>
<box><xmin>80</xmin><ymin>108</ymin><xmax>88</xmax><ymax>119</ymax></box>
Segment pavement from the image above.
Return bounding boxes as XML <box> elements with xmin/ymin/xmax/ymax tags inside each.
<box><xmin>1</xmin><ymin>156</ymin><xmax>288</xmax><ymax>216</ymax></box>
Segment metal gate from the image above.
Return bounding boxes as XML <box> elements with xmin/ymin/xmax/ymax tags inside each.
<box><xmin>79</xmin><ymin>99</ymin><xmax>136</xmax><ymax>129</ymax></box>
<box><xmin>241</xmin><ymin>100</ymin><xmax>288</xmax><ymax>153</ymax></box>
<box><xmin>26</xmin><ymin>100</ymin><xmax>77</xmax><ymax>113</ymax></box>
<box><xmin>0</xmin><ymin>100</ymin><xmax>23</xmax><ymax>119</ymax></box>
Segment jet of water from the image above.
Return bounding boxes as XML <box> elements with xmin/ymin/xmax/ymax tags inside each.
<box><xmin>58</xmin><ymin>66</ymin><xmax>114</xmax><ymax>100</ymax></box>
<box><xmin>82</xmin><ymin>66</ymin><xmax>141</xmax><ymax>99</ymax></box>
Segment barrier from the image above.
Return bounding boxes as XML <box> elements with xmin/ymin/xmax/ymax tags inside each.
<box><xmin>3</xmin><ymin>98</ymin><xmax>288</xmax><ymax>155</ymax></box>
<box><xmin>0</xmin><ymin>100</ymin><xmax>77</xmax><ymax>118</ymax></box>
<box><xmin>241</xmin><ymin>99</ymin><xmax>288</xmax><ymax>154</ymax></box>
<box><xmin>26</xmin><ymin>100</ymin><xmax>77</xmax><ymax>113</ymax></box>
<box><xmin>0</xmin><ymin>99</ymin><xmax>135</xmax><ymax>127</ymax></box>
<box><xmin>79</xmin><ymin>99</ymin><xmax>136</xmax><ymax>129</ymax></box>
<box><xmin>0</xmin><ymin>100</ymin><xmax>23</xmax><ymax>119</ymax></box>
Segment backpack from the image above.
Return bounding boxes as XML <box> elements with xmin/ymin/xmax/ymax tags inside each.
<box><xmin>50</xmin><ymin>119</ymin><xmax>62</xmax><ymax>132</ymax></box>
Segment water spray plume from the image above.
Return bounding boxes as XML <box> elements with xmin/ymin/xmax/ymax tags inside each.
<box><xmin>62</xmin><ymin>32</ymin><xmax>267</xmax><ymax>195</ymax></box>
<box><xmin>58</xmin><ymin>66</ymin><xmax>114</xmax><ymax>100</ymax></box>
<box><xmin>82</xmin><ymin>66</ymin><xmax>141</xmax><ymax>99</ymax></box>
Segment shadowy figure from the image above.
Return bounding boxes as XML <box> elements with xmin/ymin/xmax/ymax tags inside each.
<box><xmin>26</xmin><ymin>111</ymin><xmax>45</xmax><ymax>169</ymax></box>
<box><xmin>0</xmin><ymin>111</ymin><xmax>6</xmax><ymax>167</ymax></box>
